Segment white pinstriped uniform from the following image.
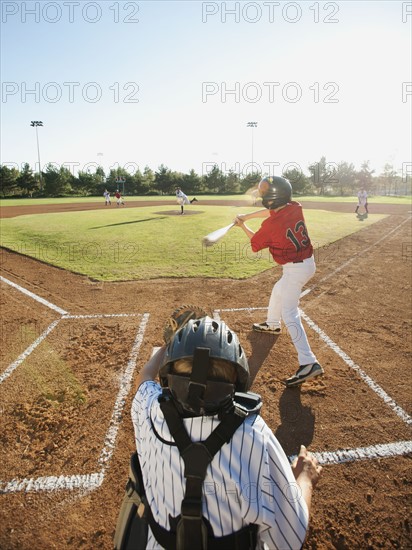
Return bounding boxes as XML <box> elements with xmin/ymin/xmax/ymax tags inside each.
<box><xmin>132</xmin><ymin>382</ymin><xmax>309</xmax><ymax>550</ymax></box>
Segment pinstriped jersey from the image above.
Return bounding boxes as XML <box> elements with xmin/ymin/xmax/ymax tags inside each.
<box><xmin>132</xmin><ymin>381</ymin><xmax>309</xmax><ymax>549</ymax></box>
<box><xmin>251</xmin><ymin>202</ymin><xmax>313</xmax><ymax>265</ymax></box>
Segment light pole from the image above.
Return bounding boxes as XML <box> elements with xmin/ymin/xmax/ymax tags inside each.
<box><xmin>30</xmin><ymin>121</ymin><xmax>43</xmax><ymax>190</ymax></box>
<box><xmin>246</xmin><ymin>121</ymin><xmax>258</xmax><ymax>175</ymax></box>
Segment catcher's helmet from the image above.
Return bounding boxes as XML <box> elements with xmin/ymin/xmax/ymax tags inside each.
<box><xmin>159</xmin><ymin>316</ymin><xmax>250</xmax><ymax>416</ymax></box>
<box><xmin>258</xmin><ymin>176</ymin><xmax>292</xmax><ymax>209</ymax></box>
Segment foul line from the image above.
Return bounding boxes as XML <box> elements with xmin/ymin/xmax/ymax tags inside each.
<box><xmin>0</xmin><ymin>275</ymin><xmax>68</xmax><ymax>315</ymax></box>
<box><xmin>0</xmin><ymin>319</ymin><xmax>61</xmax><ymax>385</ymax></box>
<box><xmin>98</xmin><ymin>313</ymin><xmax>150</xmax><ymax>470</ymax></box>
<box><xmin>216</xmin><ymin>305</ymin><xmax>412</xmax><ymax>427</ymax></box>
<box><xmin>300</xmin><ymin>309</ymin><xmax>412</xmax><ymax>426</ymax></box>
<box><xmin>0</xmin><ymin>314</ymin><xmax>150</xmax><ymax>494</ymax></box>
<box><xmin>302</xmin><ymin>216</ymin><xmax>411</xmax><ymax>298</ymax></box>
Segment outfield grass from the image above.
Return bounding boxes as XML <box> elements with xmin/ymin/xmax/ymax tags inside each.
<box><xmin>0</xmin><ymin>195</ymin><xmax>249</xmax><ymax>207</ymax></box>
<box><xmin>0</xmin><ymin>205</ymin><xmax>386</xmax><ymax>280</ymax></box>
<box><xmin>0</xmin><ymin>194</ymin><xmax>410</xmax><ymax>207</ymax></box>
<box><xmin>299</xmin><ymin>195</ymin><xmax>412</xmax><ymax>204</ymax></box>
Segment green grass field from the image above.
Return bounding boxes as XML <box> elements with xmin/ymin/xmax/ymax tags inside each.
<box><xmin>0</xmin><ymin>194</ymin><xmax>410</xmax><ymax>207</ymax></box>
<box><xmin>0</xmin><ymin>195</ymin><xmax>248</xmax><ymax>207</ymax></box>
<box><xmin>0</xmin><ymin>204</ymin><xmax>386</xmax><ymax>280</ymax></box>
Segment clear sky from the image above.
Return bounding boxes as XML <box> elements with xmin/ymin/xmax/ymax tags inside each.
<box><xmin>1</xmin><ymin>1</ymin><xmax>411</xmax><ymax>179</ymax></box>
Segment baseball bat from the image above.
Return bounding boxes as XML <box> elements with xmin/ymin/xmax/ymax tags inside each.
<box><xmin>202</xmin><ymin>223</ymin><xmax>235</xmax><ymax>247</ymax></box>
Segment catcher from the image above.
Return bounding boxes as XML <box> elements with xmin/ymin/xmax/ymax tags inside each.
<box><xmin>114</xmin><ymin>306</ymin><xmax>322</xmax><ymax>550</ymax></box>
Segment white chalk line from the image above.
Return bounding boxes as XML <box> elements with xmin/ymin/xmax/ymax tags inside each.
<box><xmin>0</xmin><ymin>319</ymin><xmax>61</xmax><ymax>385</ymax></box>
<box><xmin>213</xmin><ymin>305</ymin><xmax>412</xmax><ymax>463</ymax></box>
<box><xmin>0</xmin><ymin>473</ymin><xmax>104</xmax><ymax>494</ymax></box>
<box><xmin>0</xmin><ymin>275</ymin><xmax>68</xmax><ymax>315</ymax></box>
<box><xmin>300</xmin><ymin>310</ymin><xmax>412</xmax><ymax>426</ymax></box>
<box><xmin>98</xmin><ymin>313</ymin><xmax>150</xmax><ymax>470</ymax></box>
<box><xmin>302</xmin><ymin>216</ymin><xmax>411</xmax><ymax>298</ymax></box>
<box><xmin>2</xmin><ymin>218</ymin><xmax>410</xmax><ymax>491</ymax></box>
<box><xmin>3</xmin><ymin>440</ymin><xmax>411</xmax><ymax>494</ymax></box>
<box><xmin>0</xmin><ymin>314</ymin><xmax>150</xmax><ymax>494</ymax></box>
<box><xmin>63</xmin><ymin>313</ymin><xmax>141</xmax><ymax>319</ymax></box>
<box><xmin>292</xmin><ymin>440</ymin><xmax>412</xmax><ymax>466</ymax></box>
<box><xmin>215</xmin><ymin>306</ymin><xmax>412</xmax><ymax>427</ymax></box>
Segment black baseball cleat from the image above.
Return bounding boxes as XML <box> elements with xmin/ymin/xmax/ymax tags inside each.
<box><xmin>252</xmin><ymin>322</ymin><xmax>281</xmax><ymax>334</ymax></box>
<box><xmin>284</xmin><ymin>363</ymin><xmax>324</xmax><ymax>387</ymax></box>
<box><xmin>191</xmin><ymin>198</ymin><xmax>198</xmax><ymax>202</ymax></box>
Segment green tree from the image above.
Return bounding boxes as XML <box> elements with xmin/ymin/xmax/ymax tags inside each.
<box><xmin>334</xmin><ymin>162</ymin><xmax>357</xmax><ymax>196</ymax></box>
<box><xmin>222</xmin><ymin>170</ymin><xmax>241</xmax><ymax>193</ymax></box>
<box><xmin>74</xmin><ymin>171</ymin><xmax>97</xmax><ymax>196</ymax></box>
<box><xmin>142</xmin><ymin>166</ymin><xmax>155</xmax><ymax>194</ymax></box>
<box><xmin>356</xmin><ymin>161</ymin><xmax>375</xmax><ymax>193</ymax></box>
<box><xmin>0</xmin><ymin>165</ymin><xmax>19</xmax><ymax>196</ymax></box>
<box><xmin>16</xmin><ymin>163</ymin><xmax>37</xmax><ymax>196</ymax></box>
<box><xmin>154</xmin><ymin>164</ymin><xmax>174</xmax><ymax>194</ymax></box>
<box><xmin>181</xmin><ymin>169</ymin><xmax>203</xmax><ymax>195</ymax></box>
<box><xmin>106</xmin><ymin>167</ymin><xmax>132</xmax><ymax>195</ymax></box>
<box><xmin>282</xmin><ymin>167</ymin><xmax>309</xmax><ymax>195</ymax></box>
<box><xmin>380</xmin><ymin>164</ymin><xmax>398</xmax><ymax>195</ymax></box>
<box><xmin>308</xmin><ymin>156</ymin><xmax>338</xmax><ymax>195</ymax></box>
<box><xmin>239</xmin><ymin>172</ymin><xmax>261</xmax><ymax>194</ymax></box>
<box><xmin>203</xmin><ymin>164</ymin><xmax>225</xmax><ymax>193</ymax></box>
<box><xmin>43</xmin><ymin>164</ymin><xmax>74</xmax><ymax>196</ymax></box>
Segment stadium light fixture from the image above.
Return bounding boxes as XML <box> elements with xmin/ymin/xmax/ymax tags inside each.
<box><xmin>246</xmin><ymin>122</ymin><xmax>258</xmax><ymax>174</ymax></box>
<box><xmin>30</xmin><ymin>121</ymin><xmax>43</xmax><ymax>190</ymax></box>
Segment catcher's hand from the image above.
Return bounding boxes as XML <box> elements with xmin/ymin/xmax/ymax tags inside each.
<box><xmin>163</xmin><ymin>305</ymin><xmax>208</xmax><ymax>344</ymax></box>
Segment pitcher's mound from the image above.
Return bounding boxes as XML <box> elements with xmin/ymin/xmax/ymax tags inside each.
<box><xmin>154</xmin><ymin>210</ymin><xmax>203</xmax><ymax>216</ymax></box>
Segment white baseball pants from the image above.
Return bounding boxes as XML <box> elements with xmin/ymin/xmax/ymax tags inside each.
<box><xmin>267</xmin><ymin>255</ymin><xmax>317</xmax><ymax>366</ymax></box>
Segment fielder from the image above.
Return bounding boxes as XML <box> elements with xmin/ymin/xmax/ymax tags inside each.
<box><xmin>234</xmin><ymin>176</ymin><xmax>324</xmax><ymax>387</ymax></box>
<box><xmin>103</xmin><ymin>189</ymin><xmax>111</xmax><ymax>206</ymax></box>
<box><xmin>114</xmin><ymin>308</ymin><xmax>322</xmax><ymax>549</ymax></box>
<box><xmin>355</xmin><ymin>187</ymin><xmax>368</xmax><ymax>216</ymax></box>
<box><xmin>175</xmin><ymin>187</ymin><xmax>198</xmax><ymax>214</ymax></box>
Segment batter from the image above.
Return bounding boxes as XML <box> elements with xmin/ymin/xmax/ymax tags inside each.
<box><xmin>234</xmin><ymin>176</ymin><xmax>324</xmax><ymax>387</ymax></box>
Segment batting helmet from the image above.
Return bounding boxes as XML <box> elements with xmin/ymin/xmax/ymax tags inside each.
<box><xmin>159</xmin><ymin>316</ymin><xmax>250</xmax><ymax>416</ymax></box>
<box><xmin>258</xmin><ymin>176</ymin><xmax>292</xmax><ymax>209</ymax></box>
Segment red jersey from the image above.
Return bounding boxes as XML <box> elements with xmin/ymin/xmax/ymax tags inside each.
<box><xmin>251</xmin><ymin>202</ymin><xmax>313</xmax><ymax>265</ymax></box>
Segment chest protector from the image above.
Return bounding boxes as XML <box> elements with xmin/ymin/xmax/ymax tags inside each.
<box><xmin>114</xmin><ymin>390</ymin><xmax>262</xmax><ymax>550</ymax></box>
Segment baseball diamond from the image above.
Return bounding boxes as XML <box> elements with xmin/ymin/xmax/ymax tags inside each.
<box><xmin>0</xmin><ymin>199</ymin><xmax>411</xmax><ymax>550</ymax></box>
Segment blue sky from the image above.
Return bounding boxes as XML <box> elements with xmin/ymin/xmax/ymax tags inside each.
<box><xmin>1</xmin><ymin>1</ymin><xmax>411</xmax><ymax>178</ymax></box>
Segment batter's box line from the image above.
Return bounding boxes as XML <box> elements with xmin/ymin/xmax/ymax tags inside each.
<box><xmin>0</xmin><ymin>275</ymin><xmax>68</xmax><ymax>315</ymax></box>
<box><xmin>0</xmin><ymin>275</ymin><xmax>140</xmax><ymax>321</ymax></box>
<box><xmin>0</xmin><ymin>313</ymin><xmax>150</xmax><ymax>495</ymax></box>
<box><xmin>0</xmin><ymin>313</ymin><xmax>147</xmax><ymax>385</ymax></box>
<box><xmin>63</xmin><ymin>313</ymin><xmax>142</xmax><ymax>319</ymax></box>
<box><xmin>2</xmin><ymin>440</ymin><xmax>411</xmax><ymax>494</ymax></box>
<box><xmin>0</xmin><ymin>318</ymin><xmax>62</xmax><ymax>385</ymax></box>
<box><xmin>213</xmin><ymin>306</ymin><xmax>412</xmax><ymax>427</ymax></box>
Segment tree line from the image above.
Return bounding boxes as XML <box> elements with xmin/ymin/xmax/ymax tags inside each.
<box><xmin>0</xmin><ymin>157</ymin><xmax>409</xmax><ymax>198</ymax></box>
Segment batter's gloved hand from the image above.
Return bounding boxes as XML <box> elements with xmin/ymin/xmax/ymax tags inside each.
<box><xmin>163</xmin><ymin>305</ymin><xmax>208</xmax><ymax>344</ymax></box>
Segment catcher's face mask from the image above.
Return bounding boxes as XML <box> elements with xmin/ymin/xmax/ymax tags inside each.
<box><xmin>161</xmin><ymin>317</ymin><xmax>249</xmax><ymax>388</ymax></box>
<box><xmin>167</xmin><ymin>348</ymin><xmax>235</xmax><ymax>416</ymax></box>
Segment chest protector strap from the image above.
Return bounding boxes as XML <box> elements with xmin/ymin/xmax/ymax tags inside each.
<box><xmin>158</xmin><ymin>391</ymin><xmax>261</xmax><ymax>550</ymax></box>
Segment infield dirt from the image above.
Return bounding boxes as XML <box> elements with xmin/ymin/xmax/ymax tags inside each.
<box><xmin>0</xmin><ymin>200</ymin><xmax>411</xmax><ymax>549</ymax></box>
